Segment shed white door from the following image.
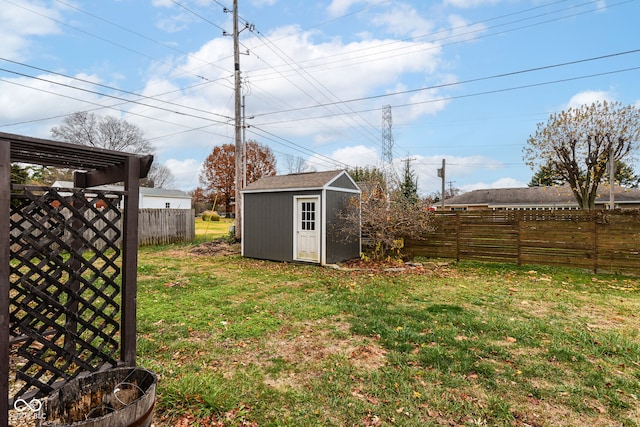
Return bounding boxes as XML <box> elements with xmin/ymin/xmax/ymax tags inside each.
<box><xmin>295</xmin><ymin>197</ymin><xmax>320</xmax><ymax>262</ymax></box>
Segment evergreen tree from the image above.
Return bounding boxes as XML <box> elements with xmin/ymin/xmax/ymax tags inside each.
<box><xmin>398</xmin><ymin>158</ymin><xmax>419</xmax><ymax>205</ymax></box>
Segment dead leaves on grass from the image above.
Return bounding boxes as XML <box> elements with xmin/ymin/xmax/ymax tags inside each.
<box><xmin>170</xmin><ymin>403</ymin><xmax>257</xmax><ymax>427</ymax></box>
<box><xmin>189</xmin><ymin>241</ymin><xmax>240</xmax><ymax>257</ymax></box>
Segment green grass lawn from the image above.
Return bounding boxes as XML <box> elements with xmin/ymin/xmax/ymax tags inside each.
<box><xmin>136</xmin><ymin>244</ymin><xmax>640</xmax><ymax>426</ymax></box>
<box><xmin>194</xmin><ymin>217</ymin><xmax>235</xmax><ymax>241</ymax></box>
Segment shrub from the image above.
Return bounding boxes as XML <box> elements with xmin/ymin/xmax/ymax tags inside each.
<box><xmin>201</xmin><ymin>211</ymin><xmax>220</xmax><ymax>221</ymax></box>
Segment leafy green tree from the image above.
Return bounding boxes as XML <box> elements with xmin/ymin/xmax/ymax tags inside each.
<box><xmin>523</xmin><ymin>101</ymin><xmax>640</xmax><ymax>209</ymax></box>
<box><xmin>10</xmin><ymin>164</ymin><xmax>29</xmax><ymax>185</ymax></box>
<box><xmin>348</xmin><ymin>166</ymin><xmax>386</xmax><ymax>188</ymax></box>
<box><xmin>607</xmin><ymin>160</ymin><xmax>640</xmax><ymax>188</ymax></box>
<box><xmin>528</xmin><ymin>162</ymin><xmax>565</xmax><ymax>187</ymax></box>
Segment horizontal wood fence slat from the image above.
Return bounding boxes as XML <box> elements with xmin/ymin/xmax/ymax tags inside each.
<box><xmin>407</xmin><ymin>210</ymin><xmax>640</xmax><ymax>275</ymax></box>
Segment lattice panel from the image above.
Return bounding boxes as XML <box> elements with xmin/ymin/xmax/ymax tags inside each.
<box><xmin>9</xmin><ymin>186</ymin><xmax>124</xmax><ymax>401</ymax></box>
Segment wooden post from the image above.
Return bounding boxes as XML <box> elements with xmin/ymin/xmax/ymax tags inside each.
<box><xmin>516</xmin><ymin>212</ymin><xmax>522</xmax><ymax>266</ymax></box>
<box><xmin>121</xmin><ymin>157</ymin><xmax>141</xmax><ymax>366</ymax></box>
<box><xmin>0</xmin><ymin>142</ymin><xmax>10</xmax><ymax>427</ymax></box>
<box><xmin>455</xmin><ymin>212</ymin><xmax>460</xmax><ymax>261</ymax></box>
<box><xmin>64</xmin><ymin>196</ymin><xmax>84</xmax><ymax>355</ymax></box>
<box><xmin>593</xmin><ymin>213</ymin><xmax>599</xmax><ymax>274</ymax></box>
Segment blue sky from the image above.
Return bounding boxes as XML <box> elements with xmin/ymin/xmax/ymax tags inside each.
<box><xmin>1</xmin><ymin>0</ymin><xmax>638</xmax><ymax>195</ymax></box>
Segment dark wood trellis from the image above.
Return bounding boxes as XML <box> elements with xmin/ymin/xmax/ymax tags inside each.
<box><xmin>0</xmin><ymin>132</ymin><xmax>153</xmax><ymax>426</ymax></box>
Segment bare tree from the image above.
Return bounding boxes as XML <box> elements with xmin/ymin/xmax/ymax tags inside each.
<box><xmin>143</xmin><ymin>164</ymin><xmax>176</xmax><ymax>189</ymax></box>
<box><xmin>336</xmin><ymin>173</ymin><xmax>433</xmax><ymax>261</ymax></box>
<box><xmin>50</xmin><ymin>111</ymin><xmax>170</xmax><ymax>186</ymax></box>
<box><xmin>285</xmin><ymin>154</ymin><xmax>310</xmax><ymax>174</ymax></box>
<box><xmin>51</xmin><ymin>112</ymin><xmax>154</xmax><ymax>155</ymax></box>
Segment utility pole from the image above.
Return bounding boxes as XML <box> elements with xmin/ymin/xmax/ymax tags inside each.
<box><xmin>232</xmin><ymin>0</ymin><xmax>243</xmax><ymax>240</ymax></box>
<box><xmin>242</xmin><ymin>94</ymin><xmax>247</xmax><ymax>189</ymax></box>
<box><xmin>437</xmin><ymin>159</ymin><xmax>445</xmax><ymax>210</ymax></box>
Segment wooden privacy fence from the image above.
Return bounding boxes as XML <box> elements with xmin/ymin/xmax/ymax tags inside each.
<box><xmin>407</xmin><ymin>210</ymin><xmax>640</xmax><ymax>275</ymax></box>
<box><xmin>33</xmin><ymin>208</ymin><xmax>196</xmax><ymax>249</ymax></box>
<box><xmin>138</xmin><ymin>208</ymin><xmax>195</xmax><ymax>246</ymax></box>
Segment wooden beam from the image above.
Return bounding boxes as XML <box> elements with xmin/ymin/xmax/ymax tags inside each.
<box><xmin>121</xmin><ymin>156</ymin><xmax>141</xmax><ymax>366</ymax></box>
<box><xmin>0</xmin><ymin>142</ymin><xmax>11</xmax><ymax>427</ymax></box>
<box><xmin>74</xmin><ymin>155</ymin><xmax>153</xmax><ymax>188</ymax></box>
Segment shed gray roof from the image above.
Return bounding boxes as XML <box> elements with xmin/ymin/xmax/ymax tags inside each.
<box><xmin>444</xmin><ymin>185</ymin><xmax>640</xmax><ymax>207</ymax></box>
<box><xmin>242</xmin><ymin>170</ymin><xmax>354</xmax><ymax>192</ymax></box>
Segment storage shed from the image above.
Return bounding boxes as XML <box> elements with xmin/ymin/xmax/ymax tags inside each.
<box><xmin>241</xmin><ymin>170</ymin><xmax>361</xmax><ymax>265</ymax></box>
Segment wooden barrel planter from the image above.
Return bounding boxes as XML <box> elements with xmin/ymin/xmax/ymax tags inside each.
<box><xmin>42</xmin><ymin>367</ymin><xmax>157</xmax><ymax>427</ymax></box>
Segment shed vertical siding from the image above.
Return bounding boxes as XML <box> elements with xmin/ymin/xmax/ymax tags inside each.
<box><xmin>243</xmin><ymin>192</ymin><xmax>294</xmax><ymax>261</ymax></box>
<box><xmin>325</xmin><ymin>190</ymin><xmax>360</xmax><ymax>264</ymax></box>
<box><xmin>242</xmin><ymin>170</ymin><xmax>360</xmax><ymax>265</ymax></box>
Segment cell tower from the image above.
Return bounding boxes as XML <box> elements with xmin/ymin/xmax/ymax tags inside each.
<box><xmin>381</xmin><ymin>105</ymin><xmax>395</xmax><ymax>188</ymax></box>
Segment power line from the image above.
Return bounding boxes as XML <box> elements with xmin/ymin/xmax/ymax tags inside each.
<box><xmin>245</xmin><ymin>0</ymin><xmax>615</xmax><ymax>81</ymax></box>
<box><xmin>4</xmin><ymin>0</ymin><xmax>228</xmax><ymax>82</ymax></box>
<box><xmin>248</xmin><ymin>126</ymin><xmax>350</xmax><ymax>170</ymax></box>
<box><xmin>250</xmin><ymin>49</ymin><xmax>640</xmax><ymax>120</ymax></box>
<box><xmin>0</xmin><ymin>65</ymin><xmax>233</xmax><ymax>125</ymax></box>
<box><xmin>0</xmin><ymin>77</ymin><xmax>231</xmax><ymax>138</ymax></box>
<box><xmin>171</xmin><ymin>0</ymin><xmax>227</xmax><ymax>33</ymax></box>
<box><xmin>0</xmin><ymin>58</ymin><xmax>234</xmax><ymax>121</ymax></box>
<box><xmin>54</xmin><ymin>0</ymin><xmax>230</xmax><ymax>76</ymax></box>
<box><xmin>249</xmin><ymin>29</ymin><xmax>382</xmax><ymax>146</ymax></box>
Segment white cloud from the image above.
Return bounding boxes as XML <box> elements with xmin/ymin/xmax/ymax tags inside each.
<box><xmin>164</xmin><ymin>158</ymin><xmax>203</xmax><ymax>191</ymax></box>
<box><xmin>327</xmin><ymin>0</ymin><xmax>368</xmax><ymax>18</ymax></box>
<box><xmin>460</xmin><ymin>177</ymin><xmax>527</xmax><ymax>193</ymax></box>
<box><xmin>155</xmin><ymin>13</ymin><xmax>194</xmax><ymax>33</ymax></box>
<box><xmin>447</xmin><ymin>14</ymin><xmax>487</xmax><ymax>43</ymax></box>
<box><xmin>566</xmin><ymin>90</ymin><xmax>614</xmax><ymax>109</ymax></box>
<box><xmin>0</xmin><ymin>1</ymin><xmax>63</xmax><ymax>60</ymax></box>
<box><xmin>305</xmin><ymin>145</ymin><xmax>379</xmax><ymax>171</ymax></box>
<box><xmin>370</xmin><ymin>3</ymin><xmax>434</xmax><ymax>38</ymax></box>
<box><xmin>0</xmin><ymin>5</ymin><xmax>464</xmax><ymax>193</ymax></box>
<box><xmin>151</xmin><ymin>0</ymin><xmax>173</xmax><ymax>7</ymax></box>
<box><xmin>0</xmin><ymin>72</ymin><xmax>105</xmax><ymax>137</ymax></box>
<box><xmin>251</xmin><ymin>0</ymin><xmax>278</xmax><ymax>6</ymax></box>
<box><xmin>444</xmin><ymin>0</ymin><xmax>501</xmax><ymax>8</ymax></box>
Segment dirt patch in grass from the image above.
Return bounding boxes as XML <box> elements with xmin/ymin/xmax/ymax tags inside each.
<box><xmin>272</xmin><ymin>321</ymin><xmax>384</xmax><ymax>394</ymax></box>
<box><xmin>217</xmin><ymin>319</ymin><xmax>387</xmax><ymax>392</ymax></box>
<box><xmin>189</xmin><ymin>240</ymin><xmax>241</xmax><ymax>256</ymax></box>
<box><xmin>264</xmin><ymin>320</ymin><xmax>386</xmax><ymax>369</ymax></box>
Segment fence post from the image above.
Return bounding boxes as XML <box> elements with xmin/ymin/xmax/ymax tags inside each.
<box><xmin>516</xmin><ymin>212</ymin><xmax>522</xmax><ymax>266</ymax></box>
<box><xmin>593</xmin><ymin>212</ymin><xmax>599</xmax><ymax>274</ymax></box>
<box><xmin>455</xmin><ymin>212</ymin><xmax>461</xmax><ymax>261</ymax></box>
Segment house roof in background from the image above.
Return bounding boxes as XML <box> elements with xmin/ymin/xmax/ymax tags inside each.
<box><xmin>242</xmin><ymin>170</ymin><xmax>355</xmax><ymax>193</ymax></box>
<box><xmin>53</xmin><ymin>181</ymin><xmax>190</xmax><ymax>198</ymax></box>
<box><xmin>444</xmin><ymin>185</ymin><xmax>640</xmax><ymax>207</ymax></box>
